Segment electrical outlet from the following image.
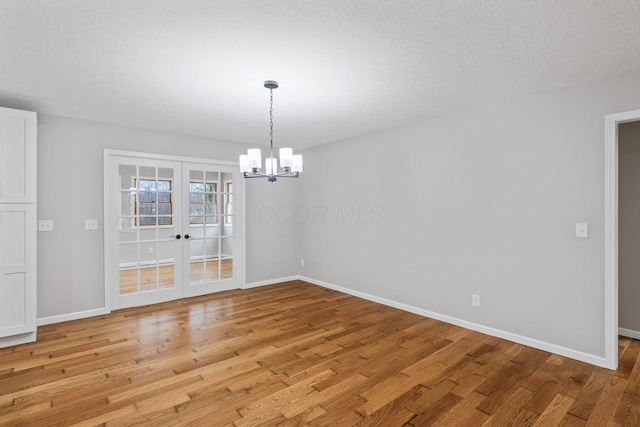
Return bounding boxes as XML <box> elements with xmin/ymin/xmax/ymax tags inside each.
<box><xmin>148</xmin><ymin>247</ymin><xmax>154</xmax><ymax>254</ymax></box>
<box><xmin>576</xmin><ymin>222</ymin><xmax>588</xmax><ymax>238</ymax></box>
<box><xmin>85</xmin><ymin>219</ymin><xmax>98</xmax><ymax>230</ymax></box>
<box><xmin>38</xmin><ymin>220</ymin><xmax>54</xmax><ymax>232</ymax></box>
<box><xmin>472</xmin><ymin>294</ymin><xmax>481</xmax><ymax>307</ymax></box>
<box><xmin>300</xmin><ymin>258</ymin><xmax>305</xmax><ymax>267</ymax></box>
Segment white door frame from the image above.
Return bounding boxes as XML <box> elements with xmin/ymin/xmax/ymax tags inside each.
<box><xmin>103</xmin><ymin>149</ymin><xmax>245</xmax><ymax>312</ymax></box>
<box><xmin>604</xmin><ymin>109</ymin><xmax>640</xmax><ymax>370</ymax></box>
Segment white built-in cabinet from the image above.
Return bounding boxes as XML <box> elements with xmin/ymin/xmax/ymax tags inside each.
<box><xmin>0</xmin><ymin>107</ymin><xmax>37</xmax><ymax>348</ymax></box>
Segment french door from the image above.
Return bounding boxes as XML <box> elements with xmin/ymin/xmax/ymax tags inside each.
<box><xmin>104</xmin><ymin>151</ymin><xmax>243</xmax><ymax>310</ymax></box>
<box><xmin>182</xmin><ymin>163</ymin><xmax>238</xmax><ymax>298</ymax></box>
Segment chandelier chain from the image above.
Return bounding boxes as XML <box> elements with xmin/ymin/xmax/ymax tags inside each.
<box><xmin>269</xmin><ymin>88</ymin><xmax>274</xmax><ymax>158</ymax></box>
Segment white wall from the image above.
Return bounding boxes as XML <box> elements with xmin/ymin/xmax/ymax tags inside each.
<box><xmin>37</xmin><ymin>115</ymin><xmax>298</xmax><ymax>318</ymax></box>
<box><xmin>298</xmin><ymin>69</ymin><xmax>640</xmax><ymax>359</ymax></box>
<box><xmin>245</xmin><ymin>177</ymin><xmax>300</xmax><ymax>282</ymax></box>
<box><xmin>619</xmin><ymin>120</ymin><xmax>640</xmax><ymax>334</ymax></box>
<box><xmin>35</xmin><ymin>68</ymin><xmax>640</xmax><ymax>362</ymax></box>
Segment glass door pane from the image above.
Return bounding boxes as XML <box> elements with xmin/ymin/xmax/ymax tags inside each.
<box><xmin>113</xmin><ymin>158</ymin><xmax>183</xmax><ymax>308</ymax></box>
<box><xmin>183</xmin><ymin>165</ymin><xmax>237</xmax><ymax>296</ymax></box>
<box><xmin>105</xmin><ymin>152</ymin><xmax>242</xmax><ymax>310</ymax></box>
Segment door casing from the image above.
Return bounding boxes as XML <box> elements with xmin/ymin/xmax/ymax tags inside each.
<box><xmin>604</xmin><ymin>109</ymin><xmax>640</xmax><ymax>370</ymax></box>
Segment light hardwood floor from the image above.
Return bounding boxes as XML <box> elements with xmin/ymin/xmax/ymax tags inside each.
<box><xmin>0</xmin><ymin>280</ymin><xmax>638</xmax><ymax>426</ymax></box>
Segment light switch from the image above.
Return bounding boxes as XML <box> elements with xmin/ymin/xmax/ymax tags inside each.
<box><xmin>39</xmin><ymin>220</ymin><xmax>53</xmax><ymax>232</ymax></box>
<box><xmin>85</xmin><ymin>219</ymin><xmax>98</xmax><ymax>230</ymax></box>
<box><xmin>576</xmin><ymin>223</ymin><xmax>588</xmax><ymax>238</ymax></box>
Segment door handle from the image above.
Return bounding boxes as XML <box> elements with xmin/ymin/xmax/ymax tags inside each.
<box><xmin>169</xmin><ymin>234</ymin><xmax>181</xmax><ymax>239</ymax></box>
<box><xmin>184</xmin><ymin>234</ymin><xmax>190</xmax><ymax>239</ymax></box>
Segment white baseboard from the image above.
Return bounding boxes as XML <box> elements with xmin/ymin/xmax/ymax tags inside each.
<box><xmin>243</xmin><ymin>275</ymin><xmax>301</xmax><ymax>289</ymax></box>
<box><xmin>37</xmin><ymin>307</ymin><xmax>111</xmax><ymax>326</ymax></box>
<box><xmin>299</xmin><ymin>276</ymin><xmax>609</xmax><ymax>369</ymax></box>
<box><xmin>619</xmin><ymin>327</ymin><xmax>640</xmax><ymax>340</ymax></box>
<box><xmin>0</xmin><ymin>331</ymin><xmax>37</xmax><ymax>348</ymax></box>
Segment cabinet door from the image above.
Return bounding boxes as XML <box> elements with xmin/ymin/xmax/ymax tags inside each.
<box><xmin>0</xmin><ymin>204</ymin><xmax>36</xmax><ymax>338</ymax></box>
<box><xmin>0</xmin><ymin>107</ymin><xmax>37</xmax><ymax>204</ymax></box>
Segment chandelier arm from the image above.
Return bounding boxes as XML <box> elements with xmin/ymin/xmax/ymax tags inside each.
<box><xmin>243</xmin><ymin>171</ymin><xmax>299</xmax><ymax>179</ymax></box>
<box><xmin>271</xmin><ymin>171</ymin><xmax>299</xmax><ymax>177</ymax></box>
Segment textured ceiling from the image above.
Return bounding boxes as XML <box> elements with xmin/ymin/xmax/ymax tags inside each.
<box><xmin>1</xmin><ymin>1</ymin><xmax>640</xmax><ymax>149</ymax></box>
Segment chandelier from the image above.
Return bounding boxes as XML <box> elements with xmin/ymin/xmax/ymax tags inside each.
<box><xmin>239</xmin><ymin>81</ymin><xmax>302</xmax><ymax>182</ymax></box>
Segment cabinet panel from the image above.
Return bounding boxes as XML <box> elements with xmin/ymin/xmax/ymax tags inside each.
<box><xmin>0</xmin><ymin>204</ymin><xmax>36</xmax><ymax>339</ymax></box>
<box><xmin>1</xmin><ymin>272</ymin><xmax>28</xmax><ymax>332</ymax></box>
<box><xmin>2</xmin><ymin>208</ymin><xmax>26</xmax><ymax>265</ymax></box>
<box><xmin>0</xmin><ymin>107</ymin><xmax>37</xmax><ymax>203</ymax></box>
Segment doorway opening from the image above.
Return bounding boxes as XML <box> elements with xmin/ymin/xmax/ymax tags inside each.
<box><xmin>604</xmin><ymin>109</ymin><xmax>640</xmax><ymax>370</ymax></box>
<box><xmin>618</xmin><ymin>121</ymin><xmax>640</xmax><ymax>342</ymax></box>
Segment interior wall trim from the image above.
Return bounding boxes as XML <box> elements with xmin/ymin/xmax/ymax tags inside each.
<box><xmin>37</xmin><ymin>307</ymin><xmax>110</xmax><ymax>327</ymax></box>
<box><xmin>299</xmin><ymin>276</ymin><xmax>609</xmax><ymax>369</ymax></box>
<box><xmin>243</xmin><ymin>276</ymin><xmax>301</xmax><ymax>290</ymax></box>
<box><xmin>619</xmin><ymin>328</ymin><xmax>640</xmax><ymax>341</ymax></box>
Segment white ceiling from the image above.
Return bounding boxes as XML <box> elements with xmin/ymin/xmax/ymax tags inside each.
<box><xmin>1</xmin><ymin>1</ymin><xmax>640</xmax><ymax>149</ymax></box>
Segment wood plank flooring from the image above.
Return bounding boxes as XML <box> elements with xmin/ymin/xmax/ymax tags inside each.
<box><xmin>1</xmin><ymin>280</ymin><xmax>639</xmax><ymax>426</ymax></box>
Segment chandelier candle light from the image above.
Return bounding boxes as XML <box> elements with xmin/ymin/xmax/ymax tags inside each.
<box><xmin>239</xmin><ymin>81</ymin><xmax>302</xmax><ymax>182</ymax></box>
